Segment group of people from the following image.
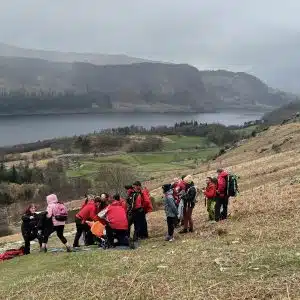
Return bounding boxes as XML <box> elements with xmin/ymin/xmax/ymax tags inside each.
<box><xmin>21</xmin><ymin>181</ymin><xmax>152</xmax><ymax>254</ymax></box>
<box><xmin>20</xmin><ymin>169</ymin><xmax>235</xmax><ymax>255</ymax></box>
<box><xmin>162</xmin><ymin>169</ymin><xmax>232</xmax><ymax>241</ymax></box>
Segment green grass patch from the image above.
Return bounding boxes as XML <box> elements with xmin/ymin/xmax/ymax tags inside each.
<box><xmin>67</xmin><ymin>148</ymin><xmax>219</xmax><ymax>180</ymax></box>
<box><xmin>163</xmin><ymin>135</ymin><xmax>210</xmax><ymax>151</ymax></box>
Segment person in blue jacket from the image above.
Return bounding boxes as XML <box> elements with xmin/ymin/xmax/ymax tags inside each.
<box><xmin>162</xmin><ymin>184</ymin><xmax>178</xmax><ymax>242</ymax></box>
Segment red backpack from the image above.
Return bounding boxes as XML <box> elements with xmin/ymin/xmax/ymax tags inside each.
<box><xmin>53</xmin><ymin>202</ymin><xmax>68</xmax><ymax>221</ymax></box>
<box><xmin>142</xmin><ymin>188</ymin><xmax>153</xmax><ymax>214</ymax></box>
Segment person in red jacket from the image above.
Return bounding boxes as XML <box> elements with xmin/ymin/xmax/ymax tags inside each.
<box><xmin>216</xmin><ymin>169</ymin><xmax>229</xmax><ymax>221</ymax></box>
<box><xmin>202</xmin><ymin>177</ymin><xmax>218</xmax><ymax>221</ymax></box>
<box><xmin>98</xmin><ymin>200</ymin><xmax>129</xmax><ymax>247</ymax></box>
<box><xmin>113</xmin><ymin>194</ymin><xmax>127</xmax><ymax>211</ymax></box>
<box><xmin>73</xmin><ymin>197</ymin><xmax>102</xmax><ymax>247</ymax></box>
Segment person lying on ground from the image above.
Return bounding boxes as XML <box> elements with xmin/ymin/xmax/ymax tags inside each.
<box><xmin>21</xmin><ymin>204</ymin><xmax>43</xmax><ymax>254</ymax></box>
<box><xmin>98</xmin><ymin>198</ymin><xmax>129</xmax><ymax>248</ymax></box>
<box><xmin>86</xmin><ymin>220</ymin><xmax>106</xmax><ymax>247</ymax></box>
<box><xmin>73</xmin><ymin>196</ymin><xmax>102</xmax><ymax>248</ymax></box>
<box><xmin>41</xmin><ymin>194</ymin><xmax>71</xmax><ymax>253</ymax></box>
<box><xmin>162</xmin><ymin>184</ymin><xmax>178</xmax><ymax>242</ymax></box>
<box><xmin>202</xmin><ymin>177</ymin><xmax>218</xmax><ymax>222</ymax></box>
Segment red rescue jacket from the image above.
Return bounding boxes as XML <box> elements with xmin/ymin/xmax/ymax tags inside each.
<box><xmin>204</xmin><ymin>182</ymin><xmax>217</xmax><ymax>199</ymax></box>
<box><xmin>76</xmin><ymin>201</ymin><xmax>100</xmax><ymax>223</ymax></box>
<box><xmin>132</xmin><ymin>188</ymin><xmax>153</xmax><ymax>213</ymax></box>
<box><xmin>105</xmin><ymin>201</ymin><xmax>128</xmax><ymax>230</ymax></box>
<box><xmin>142</xmin><ymin>188</ymin><xmax>153</xmax><ymax>213</ymax></box>
<box><xmin>119</xmin><ymin>197</ymin><xmax>127</xmax><ymax>211</ymax></box>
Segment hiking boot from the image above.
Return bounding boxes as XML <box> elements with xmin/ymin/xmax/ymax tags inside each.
<box><xmin>168</xmin><ymin>237</ymin><xmax>175</xmax><ymax>242</ymax></box>
<box><xmin>129</xmin><ymin>240</ymin><xmax>136</xmax><ymax>249</ymax></box>
<box><xmin>66</xmin><ymin>246</ymin><xmax>72</xmax><ymax>253</ymax></box>
<box><xmin>179</xmin><ymin>229</ymin><xmax>188</xmax><ymax>234</ymax></box>
<box><xmin>188</xmin><ymin>228</ymin><xmax>194</xmax><ymax>233</ymax></box>
<box><xmin>40</xmin><ymin>247</ymin><xmax>47</xmax><ymax>253</ymax></box>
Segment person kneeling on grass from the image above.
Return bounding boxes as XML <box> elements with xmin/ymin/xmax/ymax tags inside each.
<box><xmin>98</xmin><ymin>198</ymin><xmax>129</xmax><ymax>248</ymax></box>
<box><xmin>162</xmin><ymin>184</ymin><xmax>178</xmax><ymax>242</ymax></box>
<box><xmin>73</xmin><ymin>196</ymin><xmax>102</xmax><ymax>248</ymax></box>
<box><xmin>21</xmin><ymin>204</ymin><xmax>43</xmax><ymax>254</ymax></box>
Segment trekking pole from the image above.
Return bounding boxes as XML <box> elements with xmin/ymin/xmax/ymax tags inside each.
<box><xmin>204</xmin><ymin>196</ymin><xmax>207</xmax><ymax>207</ymax></box>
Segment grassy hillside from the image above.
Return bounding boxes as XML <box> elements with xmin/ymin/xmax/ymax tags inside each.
<box><xmin>1</xmin><ymin>123</ymin><xmax>300</xmax><ymax>299</ymax></box>
<box><xmin>263</xmin><ymin>100</ymin><xmax>300</xmax><ymax>125</ymax></box>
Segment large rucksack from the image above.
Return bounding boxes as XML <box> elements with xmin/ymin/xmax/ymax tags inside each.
<box><xmin>226</xmin><ymin>174</ymin><xmax>239</xmax><ymax>197</ymax></box>
<box><xmin>53</xmin><ymin>202</ymin><xmax>68</xmax><ymax>221</ymax></box>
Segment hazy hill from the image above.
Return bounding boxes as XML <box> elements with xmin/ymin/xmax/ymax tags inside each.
<box><xmin>263</xmin><ymin>100</ymin><xmax>300</xmax><ymax>124</ymax></box>
<box><xmin>0</xmin><ymin>42</ymin><xmax>153</xmax><ymax>65</ymax></box>
<box><xmin>200</xmin><ymin>70</ymin><xmax>298</xmax><ymax>110</ymax></box>
<box><xmin>0</xmin><ymin>55</ymin><xmax>296</xmax><ymax>114</ymax></box>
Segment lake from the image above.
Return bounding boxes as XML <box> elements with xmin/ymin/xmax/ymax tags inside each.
<box><xmin>0</xmin><ymin>111</ymin><xmax>264</xmax><ymax>147</ymax></box>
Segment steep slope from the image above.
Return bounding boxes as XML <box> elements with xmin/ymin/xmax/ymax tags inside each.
<box><xmin>0</xmin><ymin>43</ymin><xmax>153</xmax><ymax>65</ymax></box>
<box><xmin>1</xmin><ymin>123</ymin><xmax>300</xmax><ymax>299</ymax></box>
<box><xmin>200</xmin><ymin>70</ymin><xmax>296</xmax><ymax>110</ymax></box>
<box><xmin>263</xmin><ymin>100</ymin><xmax>300</xmax><ymax>124</ymax></box>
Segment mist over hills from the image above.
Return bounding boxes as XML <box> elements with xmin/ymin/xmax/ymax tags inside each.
<box><xmin>0</xmin><ymin>43</ymin><xmax>296</xmax><ymax>115</ymax></box>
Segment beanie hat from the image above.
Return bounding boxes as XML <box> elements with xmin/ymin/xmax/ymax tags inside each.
<box><xmin>162</xmin><ymin>184</ymin><xmax>172</xmax><ymax>193</ymax></box>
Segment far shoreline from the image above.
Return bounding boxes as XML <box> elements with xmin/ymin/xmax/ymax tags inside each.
<box><xmin>0</xmin><ymin>107</ymin><xmax>269</xmax><ymax>118</ymax></box>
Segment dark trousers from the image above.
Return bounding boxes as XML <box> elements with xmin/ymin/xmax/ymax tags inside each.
<box><xmin>215</xmin><ymin>196</ymin><xmax>229</xmax><ymax>221</ymax></box>
<box><xmin>73</xmin><ymin>218</ymin><xmax>94</xmax><ymax>247</ymax></box>
<box><xmin>73</xmin><ymin>217</ymin><xmax>93</xmax><ymax>247</ymax></box>
<box><xmin>106</xmin><ymin>225</ymin><xmax>129</xmax><ymax>247</ymax></box>
<box><xmin>167</xmin><ymin>217</ymin><xmax>176</xmax><ymax>237</ymax></box>
<box><xmin>43</xmin><ymin>225</ymin><xmax>67</xmax><ymax>245</ymax></box>
<box><xmin>128</xmin><ymin>209</ymin><xmax>144</xmax><ymax>241</ymax></box>
<box><xmin>221</xmin><ymin>196</ymin><xmax>229</xmax><ymax>220</ymax></box>
<box><xmin>139</xmin><ymin>211</ymin><xmax>149</xmax><ymax>239</ymax></box>
<box><xmin>183</xmin><ymin>205</ymin><xmax>194</xmax><ymax>230</ymax></box>
<box><xmin>22</xmin><ymin>232</ymin><xmax>42</xmax><ymax>255</ymax></box>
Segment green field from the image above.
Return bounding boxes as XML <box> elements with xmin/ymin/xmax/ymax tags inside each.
<box><xmin>162</xmin><ymin>135</ymin><xmax>211</xmax><ymax>151</ymax></box>
<box><xmin>67</xmin><ymin>148</ymin><xmax>219</xmax><ymax>180</ymax></box>
<box><xmin>66</xmin><ymin>135</ymin><xmax>218</xmax><ymax>181</ymax></box>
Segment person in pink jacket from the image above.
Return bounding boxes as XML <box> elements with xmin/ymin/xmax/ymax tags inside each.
<box><xmin>40</xmin><ymin>194</ymin><xmax>71</xmax><ymax>253</ymax></box>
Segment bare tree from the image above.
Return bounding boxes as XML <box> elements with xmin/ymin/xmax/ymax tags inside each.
<box><xmin>92</xmin><ymin>164</ymin><xmax>140</xmax><ymax>196</ymax></box>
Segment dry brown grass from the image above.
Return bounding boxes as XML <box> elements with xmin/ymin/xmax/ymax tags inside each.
<box><xmin>1</xmin><ymin>123</ymin><xmax>300</xmax><ymax>299</ymax></box>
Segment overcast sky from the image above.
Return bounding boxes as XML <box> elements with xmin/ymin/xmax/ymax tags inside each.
<box><xmin>1</xmin><ymin>0</ymin><xmax>300</xmax><ymax>89</ymax></box>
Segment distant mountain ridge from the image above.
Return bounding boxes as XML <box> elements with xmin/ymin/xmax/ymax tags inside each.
<box><xmin>0</xmin><ymin>43</ymin><xmax>297</xmax><ymax>115</ymax></box>
<box><xmin>0</xmin><ymin>42</ymin><xmax>154</xmax><ymax>65</ymax></box>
